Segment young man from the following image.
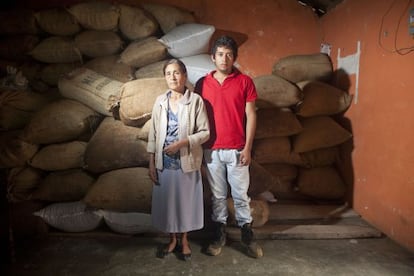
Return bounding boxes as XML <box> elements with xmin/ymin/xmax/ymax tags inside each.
<box><xmin>195</xmin><ymin>35</ymin><xmax>263</xmax><ymax>258</ymax></box>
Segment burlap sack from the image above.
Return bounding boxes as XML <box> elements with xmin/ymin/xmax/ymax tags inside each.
<box><xmin>253</xmin><ymin>136</ymin><xmax>302</xmax><ymax>165</ymax></box>
<box><xmin>34</xmin><ymin>8</ymin><xmax>81</xmax><ymax>36</ymax></box>
<box><xmin>29</xmin><ymin>141</ymin><xmax>87</xmax><ymax>171</ymax></box>
<box><xmin>19</xmin><ymin>61</ymin><xmax>43</xmax><ymax>84</ymax></box>
<box><xmin>134</xmin><ymin>60</ymin><xmax>166</xmax><ymax>79</ymax></box>
<box><xmin>262</xmin><ymin>163</ymin><xmax>299</xmax><ymax>184</ymax></box>
<box><xmin>74</xmin><ymin>30</ymin><xmax>123</xmax><ymax>58</ymax></box>
<box><xmin>0</xmin><ymin>130</ymin><xmax>38</xmax><ymax>168</ymax></box>
<box><xmin>31</xmin><ymin>169</ymin><xmax>95</xmax><ymax>202</ymax></box>
<box><xmin>255</xmin><ymin>107</ymin><xmax>302</xmax><ymax>139</ymax></box>
<box><xmin>248</xmin><ymin>159</ymin><xmax>277</xmax><ymax>197</ymax></box>
<box><xmin>84</xmin><ymin>117</ymin><xmax>149</xmax><ymax>174</ymax></box>
<box><xmin>117</xmin><ymin>77</ymin><xmax>168</xmax><ymax>127</ymax></box>
<box><xmin>0</xmin><ymin>10</ymin><xmax>38</xmax><ymax>35</ymax></box>
<box><xmin>0</xmin><ymin>35</ymin><xmax>39</xmax><ymax>61</ymax></box>
<box><xmin>295</xmin><ymin>81</ymin><xmax>352</xmax><ymax>117</ymax></box>
<box><xmin>138</xmin><ymin>118</ymin><xmax>151</xmax><ymax>141</ymax></box>
<box><xmin>84</xmin><ymin>55</ymin><xmax>134</xmax><ymax>83</ymax></box>
<box><xmin>120</xmin><ymin>36</ymin><xmax>167</xmax><ymax>68</ymax></box>
<box><xmin>141</xmin><ymin>3</ymin><xmax>196</xmax><ymax>34</ymax></box>
<box><xmin>253</xmin><ymin>74</ymin><xmax>303</xmax><ymax>108</ymax></box>
<box><xmin>295</xmin><ymin>166</ymin><xmax>346</xmax><ymax>200</ymax></box>
<box><xmin>227</xmin><ymin>198</ymin><xmax>269</xmax><ymax>228</ymax></box>
<box><xmin>292</xmin><ymin>116</ymin><xmax>352</xmax><ymax>153</ymax></box>
<box><xmin>58</xmin><ymin>67</ymin><xmax>123</xmax><ymax>116</ymax></box>
<box><xmin>40</xmin><ymin>62</ymin><xmax>81</xmax><ymax>86</ymax></box>
<box><xmin>0</xmin><ymin>106</ymin><xmax>32</xmax><ymax>130</ymax></box>
<box><xmin>0</xmin><ymin>89</ymin><xmax>55</xmax><ymax>111</ymax></box>
<box><xmin>133</xmin><ymin>60</ymin><xmax>195</xmax><ymax>91</ymax></box>
<box><xmin>83</xmin><ymin>167</ymin><xmax>153</xmax><ymax>212</ymax></box>
<box><xmin>29</xmin><ymin>36</ymin><xmax>82</xmax><ymax>64</ymax></box>
<box><xmin>272</xmin><ymin>53</ymin><xmax>333</xmax><ymax>83</ymax></box>
<box><xmin>7</xmin><ymin>166</ymin><xmax>44</xmax><ymax>202</ymax></box>
<box><xmin>159</xmin><ymin>23</ymin><xmax>215</xmax><ymax>58</ymax></box>
<box><xmin>261</xmin><ymin>163</ymin><xmax>304</xmax><ymax>200</ymax></box>
<box><xmin>0</xmin><ymin>89</ymin><xmax>55</xmax><ymax>130</ymax></box>
<box><xmin>118</xmin><ymin>4</ymin><xmax>158</xmax><ymax>41</ymax></box>
<box><xmin>299</xmin><ymin>146</ymin><xmax>340</xmax><ymax>168</ymax></box>
<box><xmin>23</xmin><ymin>99</ymin><xmax>101</xmax><ymax>145</ymax></box>
<box><xmin>67</xmin><ymin>1</ymin><xmax>120</xmax><ymax>31</ymax></box>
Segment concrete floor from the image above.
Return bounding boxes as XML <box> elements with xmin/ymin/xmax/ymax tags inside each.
<box><xmin>6</xmin><ymin>232</ymin><xmax>414</xmax><ymax>276</ymax></box>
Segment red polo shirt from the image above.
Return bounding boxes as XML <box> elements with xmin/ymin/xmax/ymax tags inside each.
<box><xmin>196</xmin><ymin>69</ymin><xmax>257</xmax><ymax>149</ymax></box>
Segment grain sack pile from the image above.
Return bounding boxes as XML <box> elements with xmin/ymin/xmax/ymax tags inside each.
<box><xmin>253</xmin><ymin>53</ymin><xmax>353</xmax><ymax>201</ymax></box>
<box><xmin>1</xmin><ymin>2</ymin><xmax>352</xmax><ymax>237</ymax></box>
<box><xmin>0</xmin><ymin>1</ymin><xmax>219</xmax><ymax>236</ymax></box>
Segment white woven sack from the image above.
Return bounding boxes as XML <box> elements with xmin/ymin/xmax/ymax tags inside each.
<box><xmin>58</xmin><ymin>67</ymin><xmax>123</xmax><ymax>116</ymax></box>
<box><xmin>101</xmin><ymin>210</ymin><xmax>155</xmax><ymax>234</ymax></box>
<box><xmin>33</xmin><ymin>201</ymin><xmax>103</xmax><ymax>232</ymax></box>
<box><xmin>180</xmin><ymin>54</ymin><xmax>215</xmax><ymax>85</ymax></box>
<box><xmin>159</xmin><ymin>23</ymin><xmax>215</xmax><ymax>58</ymax></box>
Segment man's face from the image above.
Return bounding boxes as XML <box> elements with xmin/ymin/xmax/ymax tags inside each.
<box><xmin>212</xmin><ymin>46</ymin><xmax>235</xmax><ymax>74</ymax></box>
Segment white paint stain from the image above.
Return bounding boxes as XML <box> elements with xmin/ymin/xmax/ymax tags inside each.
<box><xmin>337</xmin><ymin>41</ymin><xmax>361</xmax><ymax>104</ymax></box>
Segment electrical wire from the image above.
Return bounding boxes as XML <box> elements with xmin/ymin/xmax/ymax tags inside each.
<box><xmin>378</xmin><ymin>0</ymin><xmax>414</xmax><ymax>55</ymax></box>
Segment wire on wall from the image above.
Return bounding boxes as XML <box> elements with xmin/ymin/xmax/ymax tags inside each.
<box><xmin>378</xmin><ymin>0</ymin><xmax>414</xmax><ymax>55</ymax></box>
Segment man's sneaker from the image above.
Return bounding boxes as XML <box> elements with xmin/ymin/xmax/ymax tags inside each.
<box><xmin>206</xmin><ymin>222</ymin><xmax>226</xmax><ymax>256</ymax></box>
<box><xmin>241</xmin><ymin>223</ymin><xmax>263</xmax><ymax>258</ymax></box>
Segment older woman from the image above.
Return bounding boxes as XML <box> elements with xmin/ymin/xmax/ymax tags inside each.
<box><xmin>147</xmin><ymin>59</ymin><xmax>210</xmax><ymax>261</ymax></box>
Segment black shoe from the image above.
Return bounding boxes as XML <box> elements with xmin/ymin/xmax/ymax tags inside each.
<box><xmin>181</xmin><ymin>248</ymin><xmax>192</xmax><ymax>262</ymax></box>
<box><xmin>241</xmin><ymin>223</ymin><xmax>263</xmax><ymax>258</ymax></box>
<box><xmin>206</xmin><ymin>222</ymin><xmax>226</xmax><ymax>256</ymax></box>
<box><xmin>156</xmin><ymin>243</ymin><xmax>177</xmax><ymax>259</ymax></box>
<box><xmin>178</xmin><ymin>238</ymin><xmax>192</xmax><ymax>261</ymax></box>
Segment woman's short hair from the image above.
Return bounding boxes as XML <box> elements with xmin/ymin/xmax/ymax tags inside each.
<box><xmin>210</xmin><ymin>35</ymin><xmax>238</xmax><ymax>60</ymax></box>
<box><xmin>162</xmin><ymin>59</ymin><xmax>187</xmax><ymax>75</ymax></box>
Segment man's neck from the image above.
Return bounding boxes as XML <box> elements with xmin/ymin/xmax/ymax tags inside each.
<box><xmin>214</xmin><ymin>68</ymin><xmax>233</xmax><ymax>84</ymax></box>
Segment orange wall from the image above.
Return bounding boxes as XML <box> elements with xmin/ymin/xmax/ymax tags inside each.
<box><xmin>15</xmin><ymin>0</ymin><xmax>414</xmax><ymax>250</ymax></box>
<box><xmin>321</xmin><ymin>0</ymin><xmax>414</xmax><ymax>251</ymax></box>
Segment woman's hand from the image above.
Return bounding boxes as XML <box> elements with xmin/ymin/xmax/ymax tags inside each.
<box><xmin>163</xmin><ymin>139</ymin><xmax>188</xmax><ymax>156</ymax></box>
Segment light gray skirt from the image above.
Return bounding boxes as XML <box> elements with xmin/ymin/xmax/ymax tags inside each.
<box><xmin>151</xmin><ymin>168</ymin><xmax>204</xmax><ymax>233</ymax></box>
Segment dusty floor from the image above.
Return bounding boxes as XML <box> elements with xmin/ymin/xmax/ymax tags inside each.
<box><xmin>6</xmin><ymin>231</ymin><xmax>414</xmax><ymax>276</ymax></box>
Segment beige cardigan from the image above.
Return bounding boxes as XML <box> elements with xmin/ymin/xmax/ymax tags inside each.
<box><xmin>147</xmin><ymin>89</ymin><xmax>210</xmax><ymax>173</ymax></box>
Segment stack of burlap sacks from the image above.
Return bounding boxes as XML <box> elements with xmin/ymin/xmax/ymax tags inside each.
<box><xmin>252</xmin><ymin>54</ymin><xmax>353</xmax><ymax>203</ymax></box>
<box><xmin>0</xmin><ymin>1</ymin><xmax>352</xmax><ymax>236</ymax></box>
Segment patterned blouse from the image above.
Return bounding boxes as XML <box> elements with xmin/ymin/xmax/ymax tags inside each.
<box><xmin>162</xmin><ymin>96</ymin><xmax>181</xmax><ymax>170</ymax></box>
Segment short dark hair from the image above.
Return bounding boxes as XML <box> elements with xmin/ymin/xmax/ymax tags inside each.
<box><xmin>162</xmin><ymin>59</ymin><xmax>187</xmax><ymax>75</ymax></box>
<box><xmin>211</xmin><ymin>35</ymin><xmax>238</xmax><ymax>60</ymax></box>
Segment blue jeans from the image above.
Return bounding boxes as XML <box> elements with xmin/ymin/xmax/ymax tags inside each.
<box><xmin>203</xmin><ymin>149</ymin><xmax>252</xmax><ymax>227</ymax></box>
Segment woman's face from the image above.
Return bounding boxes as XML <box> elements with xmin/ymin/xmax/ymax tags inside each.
<box><xmin>164</xmin><ymin>63</ymin><xmax>187</xmax><ymax>93</ymax></box>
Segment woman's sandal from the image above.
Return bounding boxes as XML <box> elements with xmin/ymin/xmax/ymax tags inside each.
<box><xmin>156</xmin><ymin>242</ymin><xmax>178</xmax><ymax>258</ymax></box>
<box><xmin>181</xmin><ymin>250</ymin><xmax>192</xmax><ymax>262</ymax></box>
<box><xmin>180</xmin><ymin>242</ymin><xmax>192</xmax><ymax>261</ymax></box>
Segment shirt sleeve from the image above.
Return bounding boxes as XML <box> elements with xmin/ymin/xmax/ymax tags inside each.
<box><xmin>245</xmin><ymin>76</ymin><xmax>258</xmax><ymax>102</ymax></box>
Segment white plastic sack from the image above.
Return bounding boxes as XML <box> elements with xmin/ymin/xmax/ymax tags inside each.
<box><xmin>159</xmin><ymin>23</ymin><xmax>215</xmax><ymax>58</ymax></box>
<box><xmin>101</xmin><ymin>210</ymin><xmax>155</xmax><ymax>234</ymax></box>
<box><xmin>180</xmin><ymin>54</ymin><xmax>215</xmax><ymax>85</ymax></box>
<box><xmin>34</xmin><ymin>201</ymin><xmax>103</xmax><ymax>232</ymax></box>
